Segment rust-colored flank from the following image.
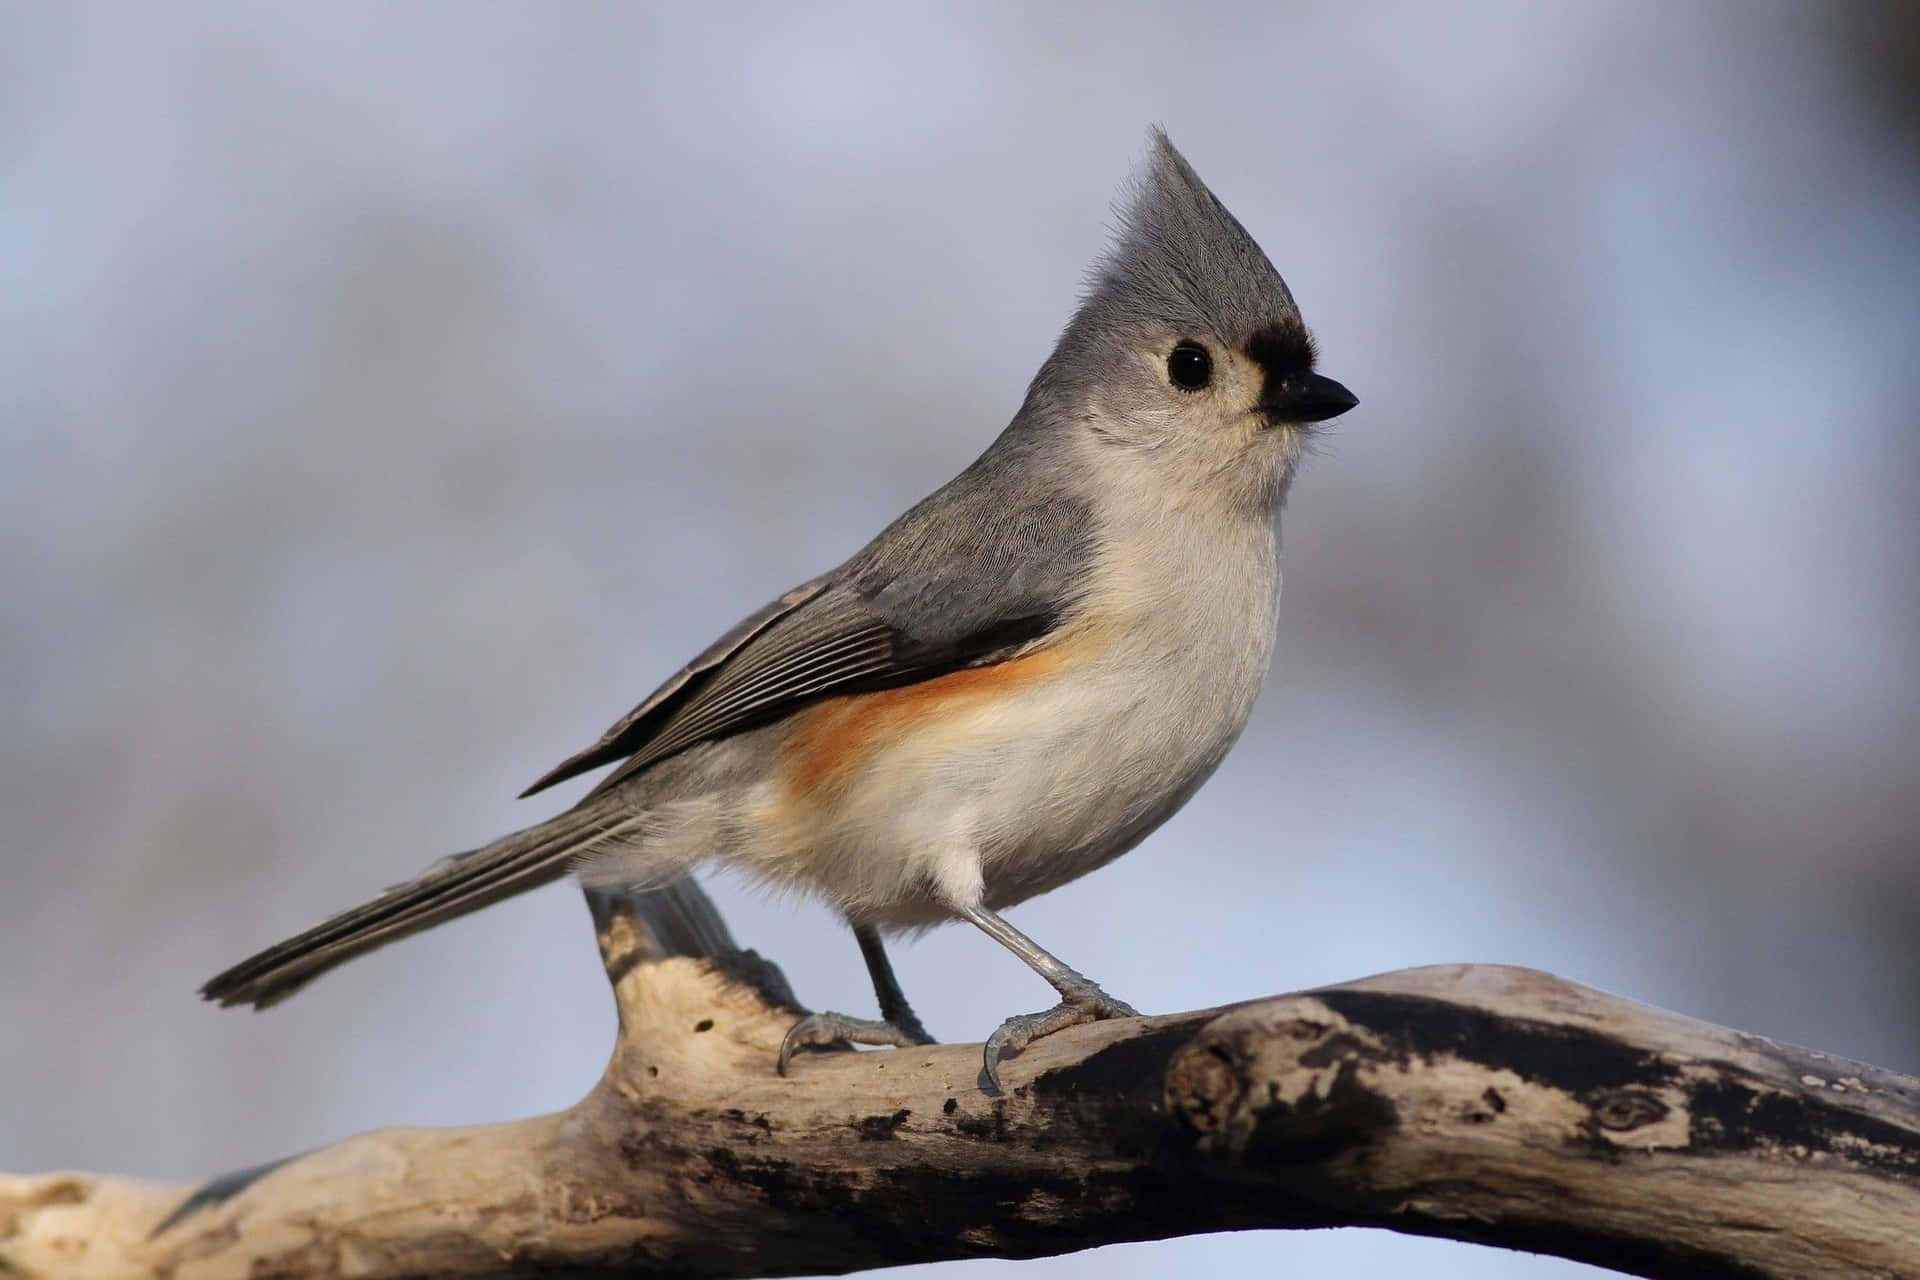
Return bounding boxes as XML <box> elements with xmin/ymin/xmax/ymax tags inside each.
<box><xmin>780</xmin><ymin>646</ymin><xmax>1066</xmax><ymax>795</ymax></box>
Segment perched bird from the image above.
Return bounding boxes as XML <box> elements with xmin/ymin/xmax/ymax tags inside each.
<box><xmin>202</xmin><ymin>130</ymin><xmax>1356</xmax><ymax>1088</ymax></box>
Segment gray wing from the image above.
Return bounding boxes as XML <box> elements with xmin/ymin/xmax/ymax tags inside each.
<box><xmin>518</xmin><ymin>573</ymin><xmax>835</xmax><ymax>796</ymax></box>
<box><xmin>520</xmin><ymin>438</ymin><xmax>1096</xmax><ymax>799</ymax></box>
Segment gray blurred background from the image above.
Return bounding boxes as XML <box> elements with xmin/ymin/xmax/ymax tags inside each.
<box><xmin>5</xmin><ymin>3</ymin><xmax>1918</xmax><ymax>1276</ymax></box>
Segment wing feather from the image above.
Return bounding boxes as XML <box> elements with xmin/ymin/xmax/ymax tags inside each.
<box><xmin>523</xmin><ymin>442</ymin><xmax>1099</xmax><ymax>799</ymax></box>
<box><xmin>518</xmin><ymin>574</ymin><xmax>834</xmax><ymax>796</ymax></box>
<box><xmin>595</xmin><ymin>618</ymin><xmax>897</xmax><ymax>786</ymax></box>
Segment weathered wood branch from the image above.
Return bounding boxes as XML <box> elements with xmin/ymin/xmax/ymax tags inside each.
<box><xmin>5</xmin><ymin>880</ymin><xmax>1917</xmax><ymax>1279</ymax></box>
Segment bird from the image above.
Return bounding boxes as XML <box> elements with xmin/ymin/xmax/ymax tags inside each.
<box><xmin>201</xmin><ymin>129</ymin><xmax>1357</xmax><ymax>1089</ymax></box>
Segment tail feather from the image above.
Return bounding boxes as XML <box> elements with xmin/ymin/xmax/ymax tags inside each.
<box><xmin>201</xmin><ymin>802</ymin><xmax>629</xmax><ymax>1010</ymax></box>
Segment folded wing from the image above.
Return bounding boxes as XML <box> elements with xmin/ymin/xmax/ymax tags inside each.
<box><xmin>522</xmin><ymin>455</ymin><xmax>1096</xmax><ymax>799</ymax></box>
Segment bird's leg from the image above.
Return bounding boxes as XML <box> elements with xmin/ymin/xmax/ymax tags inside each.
<box><xmin>777</xmin><ymin>924</ymin><xmax>936</xmax><ymax>1074</ymax></box>
<box><xmin>959</xmin><ymin>903</ymin><xmax>1139</xmax><ymax>1091</ymax></box>
<box><xmin>855</xmin><ymin>923</ymin><xmax>934</xmax><ymax>1044</ymax></box>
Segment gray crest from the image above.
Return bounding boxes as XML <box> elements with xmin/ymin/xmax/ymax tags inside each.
<box><xmin>1053</xmin><ymin>130</ymin><xmax>1312</xmax><ymax>372</ymax></box>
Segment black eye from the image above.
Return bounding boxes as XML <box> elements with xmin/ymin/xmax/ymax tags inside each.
<box><xmin>1167</xmin><ymin>341</ymin><xmax>1212</xmax><ymax>391</ymax></box>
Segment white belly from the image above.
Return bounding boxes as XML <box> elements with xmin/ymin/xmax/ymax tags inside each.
<box><xmin>738</xmin><ymin>520</ymin><xmax>1280</xmax><ymax>927</ymax></box>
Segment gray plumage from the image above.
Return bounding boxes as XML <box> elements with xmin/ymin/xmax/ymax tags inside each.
<box><xmin>522</xmin><ymin>428</ymin><xmax>1100</xmax><ymax>803</ymax></box>
<box><xmin>204</xmin><ymin>432</ymin><xmax>1100</xmax><ymax>1009</ymax></box>
<box><xmin>1059</xmin><ymin>130</ymin><xmax>1307</xmax><ymax>367</ymax></box>
<box><xmin>203</xmin><ymin>803</ymin><xmax>621</xmax><ymax>1007</ymax></box>
<box><xmin>202</xmin><ymin>130</ymin><xmax>1355</xmax><ymax>1088</ymax></box>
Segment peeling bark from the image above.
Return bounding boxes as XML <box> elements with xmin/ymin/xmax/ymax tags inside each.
<box><xmin>4</xmin><ymin>881</ymin><xmax>1916</xmax><ymax>1279</ymax></box>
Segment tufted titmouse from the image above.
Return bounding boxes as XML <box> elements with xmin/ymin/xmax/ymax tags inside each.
<box><xmin>202</xmin><ymin>131</ymin><xmax>1356</xmax><ymax>1087</ymax></box>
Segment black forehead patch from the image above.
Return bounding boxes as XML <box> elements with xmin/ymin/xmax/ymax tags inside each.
<box><xmin>1245</xmin><ymin>324</ymin><xmax>1317</xmax><ymax>378</ymax></box>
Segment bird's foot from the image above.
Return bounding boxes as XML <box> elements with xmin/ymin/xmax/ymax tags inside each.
<box><xmin>777</xmin><ymin>1011</ymin><xmax>936</xmax><ymax>1075</ymax></box>
<box><xmin>982</xmin><ymin>981</ymin><xmax>1139</xmax><ymax>1092</ymax></box>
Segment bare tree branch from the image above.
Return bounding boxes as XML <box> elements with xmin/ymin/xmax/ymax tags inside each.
<box><xmin>5</xmin><ymin>881</ymin><xmax>1917</xmax><ymax>1279</ymax></box>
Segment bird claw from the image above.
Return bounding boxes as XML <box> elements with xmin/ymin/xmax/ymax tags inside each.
<box><xmin>982</xmin><ymin>985</ymin><xmax>1140</xmax><ymax>1092</ymax></box>
<box><xmin>777</xmin><ymin>1011</ymin><xmax>936</xmax><ymax>1075</ymax></box>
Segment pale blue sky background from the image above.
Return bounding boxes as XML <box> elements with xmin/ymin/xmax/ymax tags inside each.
<box><xmin>5</xmin><ymin>4</ymin><xmax>1918</xmax><ymax>1276</ymax></box>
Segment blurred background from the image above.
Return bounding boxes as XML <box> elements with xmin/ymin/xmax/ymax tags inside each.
<box><xmin>5</xmin><ymin>3</ymin><xmax>1918</xmax><ymax>1276</ymax></box>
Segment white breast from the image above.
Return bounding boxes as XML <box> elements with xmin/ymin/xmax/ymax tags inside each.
<box><xmin>966</xmin><ymin>507</ymin><xmax>1280</xmax><ymax>908</ymax></box>
<box><xmin>736</xmin><ymin>497</ymin><xmax>1282</xmax><ymax>929</ymax></box>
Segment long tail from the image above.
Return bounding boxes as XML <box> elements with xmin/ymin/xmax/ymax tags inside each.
<box><xmin>201</xmin><ymin>800</ymin><xmax>637</xmax><ymax>1010</ymax></box>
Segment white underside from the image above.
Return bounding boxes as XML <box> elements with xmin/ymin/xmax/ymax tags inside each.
<box><xmin>580</xmin><ymin>494</ymin><xmax>1282</xmax><ymax>932</ymax></box>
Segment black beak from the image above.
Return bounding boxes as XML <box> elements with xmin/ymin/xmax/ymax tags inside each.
<box><xmin>1260</xmin><ymin>371</ymin><xmax>1358</xmax><ymax>424</ymax></box>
